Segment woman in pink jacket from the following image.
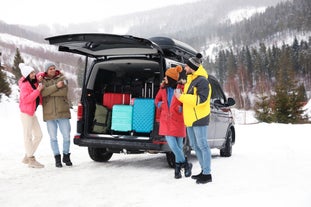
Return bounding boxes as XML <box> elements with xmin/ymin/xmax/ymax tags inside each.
<box><xmin>18</xmin><ymin>63</ymin><xmax>44</xmax><ymax>168</ymax></box>
<box><xmin>155</xmin><ymin>66</ymin><xmax>192</xmax><ymax>179</ymax></box>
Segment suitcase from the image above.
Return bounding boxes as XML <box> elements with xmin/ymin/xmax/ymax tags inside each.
<box><xmin>141</xmin><ymin>82</ymin><xmax>154</xmax><ymax>98</ymax></box>
<box><xmin>111</xmin><ymin>105</ymin><xmax>133</xmax><ymax>132</ymax></box>
<box><xmin>103</xmin><ymin>93</ymin><xmax>131</xmax><ymax>109</ymax></box>
<box><xmin>132</xmin><ymin>98</ymin><xmax>155</xmax><ymax>133</ymax></box>
<box><xmin>92</xmin><ymin>104</ymin><xmax>111</xmax><ymax>133</ymax></box>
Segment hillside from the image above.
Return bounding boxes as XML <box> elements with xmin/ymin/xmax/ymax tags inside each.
<box><xmin>1</xmin><ymin>0</ymin><xmax>310</xmax><ymax>107</ymax></box>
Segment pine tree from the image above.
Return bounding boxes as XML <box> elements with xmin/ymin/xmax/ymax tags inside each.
<box><xmin>12</xmin><ymin>48</ymin><xmax>24</xmax><ymax>81</ymax></box>
<box><xmin>0</xmin><ymin>69</ymin><xmax>12</xmax><ymax>99</ymax></box>
<box><xmin>273</xmin><ymin>44</ymin><xmax>306</xmax><ymax>123</ymax></box>
<box><xmin>254</xmin><ymin>94</ymin><xmax>274</xmax><ymax>123</ymax></box>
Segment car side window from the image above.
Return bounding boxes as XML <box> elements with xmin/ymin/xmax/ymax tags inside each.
<box><xmin>210</xmin><ymin>78</ymin><xmax>226</xmax><ymax>104</ymax></box>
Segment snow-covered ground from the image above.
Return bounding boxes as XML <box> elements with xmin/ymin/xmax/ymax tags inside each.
<box><xmin>0</xmin><ymin>100</ymin><xmax>310</xmax><ymax>207</ymax></box>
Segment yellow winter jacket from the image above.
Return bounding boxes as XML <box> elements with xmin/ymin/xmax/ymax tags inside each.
<box><xmin>178</xmin><ymin>65</ymin><xmax>211</xmax><ymax>127</ymax></box>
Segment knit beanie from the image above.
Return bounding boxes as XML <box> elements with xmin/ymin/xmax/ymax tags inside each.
<box><xmin>19</xmin><ymin>63</ymin><xmax>34</xmax><ymax>78</ymax></box>
<box><xmin>165</xmin><ymin>65</ymin><xmax>183</xmax><ymax>81</ymax></box>
<box><xmin>44</xmin><ymin>62</ymin><xmax>56</xmax><ymax>72</ymax></box>
<box><xmin>186</xmin><ymin>53</ymin><xmax>203</xmax><ymax>71</ymax></box>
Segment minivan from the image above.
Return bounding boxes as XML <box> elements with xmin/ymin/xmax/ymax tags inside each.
<box><xmin>45</xmin><ymin>33</ymin><xmax>236</xmax><ymax>167</ymax></box>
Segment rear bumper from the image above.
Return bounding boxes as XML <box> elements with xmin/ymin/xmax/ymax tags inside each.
<box><xmin>74</xmin><ymin>136</ymin><xmax>170</xmax><ymax>152</ymax></box>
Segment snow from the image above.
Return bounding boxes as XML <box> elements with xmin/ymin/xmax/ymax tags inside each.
<box><xmin>223</xmin><ymin>6</ymin><xmax>267</xmax><ymax>24</ymax></box>
<box><xmin>0</xmin><ymin>98</ymin><xmax>311</xmax><ymax>206</ymax></box>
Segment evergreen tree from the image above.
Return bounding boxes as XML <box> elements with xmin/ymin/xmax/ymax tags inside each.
<box><xmin>215</xmin><ymin>50</ymin><xmax>226</xmax><ymax>85</ymax></box>
<box><xmin>254</xmin><ymin>94</ymin><xmax>274</xmax><ymax>123</ymax></box>
<box><xmin>244</xmin><ymin>46</ymin><xmax>254</xmax><ymax>89</ymax></box>
<box><xmin>272</xmin><ymin>44</ymin><xmax>306</xmax><ymax>123</ymax></box>
<box><xmin>12</xmin><ymin>48</ymin><xmax>24</xmax><ymax>81</ymax></box>
<box><xmin>0</xmin><ymin>69</ymin><xmax>12</xmax><ymax>99</ymax></box>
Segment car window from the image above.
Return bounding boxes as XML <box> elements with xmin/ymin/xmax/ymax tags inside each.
<box><xmin>210</xmin><ymin>78</ymin><xmax>226</xmax><ymax>104</ymax></box>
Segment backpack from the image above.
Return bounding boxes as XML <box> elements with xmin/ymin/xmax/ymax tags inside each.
<box><xmin>93</xmin><ymin>104</ymin><xmax>111</xmax><ymax>133</ymax></box>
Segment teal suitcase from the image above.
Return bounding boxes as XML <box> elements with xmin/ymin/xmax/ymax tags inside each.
<box><xmin>111</xmin><ymin>105</ymin><xmax>133</xmax><ymax>132</ymax></box>
<box><xmin>132</xmin><ymin>98</ymin><xmax>155</xmax><ymax>133</ymax></box>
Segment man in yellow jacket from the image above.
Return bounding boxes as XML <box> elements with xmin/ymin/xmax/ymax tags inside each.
<box><xmin>175</xmin><ymin>53</ymin><xmax>212</xmax><ymax>184</ymax></box>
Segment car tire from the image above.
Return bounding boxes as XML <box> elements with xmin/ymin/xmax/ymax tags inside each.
<box><xmin>220</xmin><ymin>128</ymin><xmax>233</xmax><ymax>157</ymax></box>
<box><xmin>88</xmin><ymin>147</ymin><xmax>113</xmax><ymax>162</ymax></box>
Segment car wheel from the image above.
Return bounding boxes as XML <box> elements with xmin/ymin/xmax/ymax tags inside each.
<box><xmin>166</xmin><ymin>152</ymin><xmax>175</xmax><ymax>168</ymax></box>
<box><xmin>88</xmin><ymin>147</ymin><xmax>113</xmax><ymax>162</ymax></box>
<box><xmin>220</xmin><ymin>128</ymin><xmax>233</xmax><ymax>157</ymax></box>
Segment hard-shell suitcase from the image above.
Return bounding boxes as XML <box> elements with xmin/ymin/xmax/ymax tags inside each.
<box><xmin>132</xmin><ymin>98</ymin><xmax>155</xmax><ymax>133</ymax></box>
<box><xmin>142</xmin><ymin>82</ymin><xmax>154</xmax><ymax>98</ymax></box>
<box><xmin>111</xmin><ymin>105</ymin><xmax>133</xmax><ymax>132</ymax></box>
<box><xmin>103</xmin><ymin>93</ymin><xmax>131</xmax><ymax>109</ymax></box>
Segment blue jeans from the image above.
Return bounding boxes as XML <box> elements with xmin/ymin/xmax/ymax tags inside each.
<box><xmin>46</xmin><ymin>118</ymin><xmax>71</xmax><ymax>156</ymax></box>
<box><xmin>187</xmin><ymin>126</ymin><xmax>211</xmax><ymax>174</ymax></box>
<box><xmin>165</xmin><ymin>136</ymin><xmax>186</xmax><ymax>163</ymax></box>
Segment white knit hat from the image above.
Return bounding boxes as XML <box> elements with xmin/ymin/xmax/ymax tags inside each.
<box><xmin>19</xmin><ymin>63</ymin><xmax>34</xmax><ymax>78</ymax></box>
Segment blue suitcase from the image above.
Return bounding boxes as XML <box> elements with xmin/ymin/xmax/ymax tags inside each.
<box><xmin>132</xmin><ymin>98</ymin><xmax>155</xmax><ymax>133</ymax></box>
<box><xmin>111</xmin><ymin>105</ymin><xmax>133</xmax><ymax>132</ymax></box>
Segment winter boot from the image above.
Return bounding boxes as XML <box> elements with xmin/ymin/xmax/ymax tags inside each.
<box><xmin>62</xmin><ymin>153</ymin><xmax>72</xmax><ymax>166</ymax></box>
<box><xmin>191</xmin><ymin>171</ymin><xmax>203</xmax><ymax>180</ymax></box>
<box><xmin>22</xmin><ymin>155</ymin><xmax>29</xmax><ymax>164</ymax></box>
<box><xmin>54</xmin><ymin>154</ymin><xmax>62</xmax><ymax>168</ymax></box>
<box><xmin>28</xmin><ymin>156</ymin><xmax>44</xmax><ymax>168</ymax></box>
<box><xmin>183</xmin><ymin>158</ymin><xmax>193</xmax><ymax>177</ymax></box>
<box><xmin>196</xmin><ymin>174</ymin><xmax>212</xmax><ymax>184</ymax></box>
<box><xmin>174</xmin><ymin>163</ymin><xmax>182</xmax><ymax>179</ymax></box>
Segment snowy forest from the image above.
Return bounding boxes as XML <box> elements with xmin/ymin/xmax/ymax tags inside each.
<box><xmin>205</xmin><ymin>38</ymin><xmax>311</xmax><ymax>111</ymax></box>
<box><xmin>0</xmin><ymin>0</ymin><xmax>310</xmax><ymax>123</ymax></box>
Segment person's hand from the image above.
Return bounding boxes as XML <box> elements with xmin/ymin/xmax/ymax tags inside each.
<box><xmin>56</xmin><ymin>81</ymin><xmax>64</xmax><ymax>88</ymax></box>
<box><xmin>37</xmin><ymin>83</ymin><xmax>44</xmax><ymax>91</ymax></box>
<box><xmin>174</xmin><ymin>88</ymin><xmax>182</xmax><ymax>99</ymax></box>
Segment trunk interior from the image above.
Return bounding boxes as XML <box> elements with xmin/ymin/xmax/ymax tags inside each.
<box><xmin>83</xmin><ymin>58</ymin><xmax>163</xmax><ymax>140</ymax></box>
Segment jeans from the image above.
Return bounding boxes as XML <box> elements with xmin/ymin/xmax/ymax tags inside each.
<box><xmin>46</xmin><ymin>118</ymin><xmax>71</xmax><ymax>156</ymax></box>
<box><xmin>187</xmin><ymin>125</ymin><xmax>211</xmax><ymax>174</ymax></box>
<box><xmin>165</xmin><ymin>136</ymin><xmax>186</xmax><ymax>163</ymax></box>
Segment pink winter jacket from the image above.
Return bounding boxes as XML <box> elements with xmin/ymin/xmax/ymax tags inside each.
<box><xmin>18</xmin><ymin>77</ymin><xmax>42</xmax><ymax>116</ymax></box>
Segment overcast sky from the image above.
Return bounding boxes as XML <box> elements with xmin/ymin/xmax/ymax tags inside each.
<box><xmin>2</xmin><ymin>0</ymin><xmax>198</xmax><ymax>26</ymax></box>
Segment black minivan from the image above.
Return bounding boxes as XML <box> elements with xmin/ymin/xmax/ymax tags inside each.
<box><xmin>45</xmin><ymin>33</ymin><xmax>236</xmax><ymax>167</ymax></box>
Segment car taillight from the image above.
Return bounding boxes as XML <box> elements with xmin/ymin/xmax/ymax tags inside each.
<box><xmin>74</xmin><ymin>134</ymin><xmax>81</xmax><ymax>139</ymax></box>
<box><xmin>77</xmin><ymin>102</ymin><xmax>83</xmax><ymax>120</ymax></box>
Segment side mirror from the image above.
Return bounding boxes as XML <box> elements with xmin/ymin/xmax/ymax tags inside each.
<box><xmin>227</xmin><ymin>98</ymin><xmax>235</xmax><ymax>106</ymax></box>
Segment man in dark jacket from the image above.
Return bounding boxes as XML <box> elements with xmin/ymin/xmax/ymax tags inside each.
<box><xmin>41</xmin><ymin>62</ymin><xmax>72</xmax><ymax>168</ymax></box>
<box><xmin>175</xmin><ymin>53</ymin><xmax>212</xmax><ymax>184</ymax></box>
